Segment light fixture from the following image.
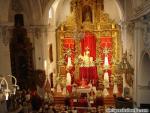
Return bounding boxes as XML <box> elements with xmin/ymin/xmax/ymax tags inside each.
<box><xmin>0</xmin><ymin>75</ymin><xmax>19</xmax><ymax>101</ymax></box>
<box><xmin>115</xmin><ymin>52</ymin><xmax>134</xmax><ymax>97</ymax></box>
<box><xmin>0</xmin><ymin>77</ymin><xmax>9</xmax><ymax>100</ymax></box>
<box><xmin>4</xmin><ymin>89</ymin><xmax>10</xmax><ymax>100</ymax></box>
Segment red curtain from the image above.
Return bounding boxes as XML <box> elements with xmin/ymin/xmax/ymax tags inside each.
<box><xmin>79</xmin><ymin>32</ymin><xmax>98</xmax><ymax>85</ymax></box>
<box><xmin>79</xmin><ymin>67</ymin><xmax>98</xmax><ymax>85</ymax></box>
<box><xmin>81</xmin><ymin>32</ymin><xmax>96</xmax><ymax>60</ymax></box>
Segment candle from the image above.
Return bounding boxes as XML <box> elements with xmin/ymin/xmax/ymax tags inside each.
<box><xmin>5</xmin><ymin>91</ymin><xmax>9</xmax><ymax>100</ymax></box>
<box><xmin>44</xmin><ymin>60</ymin><xmax>47</xmax><ymax>71</ymax></box>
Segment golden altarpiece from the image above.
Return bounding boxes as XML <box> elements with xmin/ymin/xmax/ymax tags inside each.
<box><xmin>56</xmin><ymin>0</ymin><xmax>123</xmax><ymax>101</ymax></box>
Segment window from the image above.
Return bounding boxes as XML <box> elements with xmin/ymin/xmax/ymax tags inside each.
<box><xmin>49</xmin><ymin>8</ymin><xmax>53</xmax><ymax>19</ymax></box>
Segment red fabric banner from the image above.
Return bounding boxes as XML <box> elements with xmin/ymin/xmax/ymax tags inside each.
<box><xmin>79</xmin><ymin>67</ymin><xmax>98</xmax><ymax>84</ymax></box>
<box><xmin>81</xmin><ymin>32</ymin><xmax>96</xmax><ymax>60</ymax></box>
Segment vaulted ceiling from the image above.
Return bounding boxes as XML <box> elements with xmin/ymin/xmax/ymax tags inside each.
<box><xmin>0</xmin><ymin>0</ymin><xmax>147</xmax><ymax>26</ymax></box>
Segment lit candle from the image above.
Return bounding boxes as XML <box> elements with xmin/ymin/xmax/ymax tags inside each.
<box><xmin>67</xmin><ymin>57</ymin><xmax>72</xmax><ymax>68</ymax></box>
<box><xmin>104</xmin><ymin>71</ymin><xmax>109</xmax><ymax>88</ymax></box>
<box><xmin>5</xmin><ymin>92</ymin><xmax>9</xmax><ymax>100</ymax></box>
<box><xmin>66</xmin><ymin>72</ymin><xmax>71</xmax><ymax>85</ymax></box>
<box><xmin>112</xmin><ymin>23</ymin><xmax>115</xmax><ymax>29</ymax></box>
<box><xmin>104</xmin><ymin>71</ymin><xmax>109</xmax><ymax>81</ymax></box>
<box><xmin>44</xmin><ymin>60</ymin><xmax>47</xmax><ymax>71</ymax></box>
<box><xmin>104</xmin><ymin>55</ymin><xmax>109</xmax><ymax>69</ymax></box>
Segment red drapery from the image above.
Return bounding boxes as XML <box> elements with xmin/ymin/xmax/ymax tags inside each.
<box><xmin>79</xmin><ymin>32</ymin><xmax>98</xmax><ymax>84</ymax></box>
<box><xmin>79</xmin><ymin>66</ymin><xmax>98</xmax><ymax>84</ymax></box>
<box><xmin>81</xmin><ymin>32</ymin><xmax>96</xmax><ymax>60</ymax></box>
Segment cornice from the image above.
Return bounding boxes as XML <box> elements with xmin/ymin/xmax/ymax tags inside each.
<box><xmin>129</xmin><ymin>0</ymin><xmax>150</xmax><ymax>21</ymax></box>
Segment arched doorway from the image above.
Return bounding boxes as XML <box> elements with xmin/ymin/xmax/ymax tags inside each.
<box><xmin>139</xmin><ymin>52</ymin><xmax>150</xmax><ymax>106</ymax></box>
<box><xmin>141</xmin><ymin>53</ymin><xmax>150</xmax><ymax>85</ymax></box>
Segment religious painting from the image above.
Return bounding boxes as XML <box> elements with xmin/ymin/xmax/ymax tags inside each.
<box><xmin>59</xmin><ymin>66</ymin><xmax>66</xmax><ymax>76</ymax></box>
<box><xmin>49</xmin><ymin>44</ymin><xmax>53</xmax><ymax>63</ymax></box>
<box><xmin>82</xmin><ymin>5</ymin><xmax>93</xmax><ymax>23</ymax></box>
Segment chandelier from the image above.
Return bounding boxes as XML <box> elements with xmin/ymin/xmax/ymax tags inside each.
<box><xmin>0</xmin><ymin>75</ymin><xmax>19</xmax><ymax>100</ymax></box>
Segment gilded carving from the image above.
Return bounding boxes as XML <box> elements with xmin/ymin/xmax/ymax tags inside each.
<box><xmin>56</xmin><ymin>0</ymin><xmax>122</xmax><ymax>89</ymax></box>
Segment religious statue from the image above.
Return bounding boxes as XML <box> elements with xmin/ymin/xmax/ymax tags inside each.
<box><xmin>89</xmin><ymin>57</ymin><xmax>95</xmax><ymax>66</ymax></box>
<box><xmin>66</xmin><ymin>48</ymin><xmax>73</xmax><ymax>69</ymax></box>
<box><xmin>79</xmin><ymin>47</ymin><xmax>94</xmax><ymax>67</ymax></box>
<box><xmin>113</xmin><ymin>75</ymin><xmax>118</xmax><ymax>95</ymax></box>
<box><xmin>82</xmin><ymin>5</ymin><xmax>92</xmax><ymax>23</ymax></box>
<box><xmin>103</xmin><ymin>71</ymin><xmax>109</xmax><ymax>88</ymax></box>
<box><xmin>85</xmin><ymin>11</ymin><xmax>91</xmax><ymax>22</ymax></box>
<box><xmin>83</xmin><ymin>48</ymin><xmax>90</xmax><ymax>67</ymax></box>
<box><xmin>67</xmin><ymin>56</ymin><xmax>72</xmax><ymax>68</ymax></box>
<box><xmin>88</xmin><ymin>88</ymin><xmax>96</xmax><ymax>106</ymax></box>
<box><xmin>103</xmin><ymin>47</ymin><xmax>110</xmax><ymax>69</ymax></box>
<box><xmin>62</xmin><ymin>86</ymin><xmax>67</xmax><ymax>95</ymax></box>
<box><xmin>56</xmin><ymin>83</ymin><xmax>62</xmax><ymax>93</ymax></box>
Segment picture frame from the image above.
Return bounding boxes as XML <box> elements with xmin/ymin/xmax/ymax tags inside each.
<box><xmin>49</xmin><ymin>44</ymin><xmax>53</xmax><ymax>63</ymax></box>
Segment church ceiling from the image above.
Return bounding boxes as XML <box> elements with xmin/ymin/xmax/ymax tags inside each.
<box><xmin>39</xmin><ymin>0</ymin><xmax>55</xmax><ymax>14</ymax></box>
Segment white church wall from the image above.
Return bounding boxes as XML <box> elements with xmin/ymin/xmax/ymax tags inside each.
<box><xmin>134</xmin><ymin>20</ymin><xmax>150</xmax><ymax>106</ymax></box>
<box><xmin>47</xmin><ymin>26</ymin><xmax>57</xmax><ymax>87</ymax></box>
<box><xmin>132</xmin><ymin>20</ymin><xmax>143</xmax><ymax>106</ymax></box>
<box><xmin>132</xmin><ymin>0</ymin><xmax>147</xmax><ymax>10</ymax></box>
<box><xmin>0</xmin><ymin>35</ymin><xmax>11</xmax><ymax>75</ymax></box>
<box><xmin>0</xmin><ymin>0</ymin><xmax>10</xmax><ymax>23</ymax></box>
<box><xmin>104</xmin><ymin>0</ymin><xmax>123</xmax><ymax>23</ymax></box>
<box><xmin>138</xmin><ymin>89</ymin><xmax>150</xmax><ymax>104</ymax></box>
<box><xmin>0</xmin><ymin>0</ymin><xmax>13</xmax><ymax>77</ymax></box>
<box><xmin>55</xmin><ymin>0</ymin><xmax>71</xmax><ymax>27</ymax></box>
<box><xmin>138</xmin><ymin>51</ymin><xmax>150</xmax><ymax>105</ymax></box>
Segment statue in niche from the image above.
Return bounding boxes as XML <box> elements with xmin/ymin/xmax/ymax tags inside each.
<box><xmin>78</xmin><ymin>47</ymin><xmax>94</xmax><ymax>67</ymax></box>
<box><xmin>82</xmin><ymin>5</ymin><xmax>93</xmax><ymax>23</ymax></box>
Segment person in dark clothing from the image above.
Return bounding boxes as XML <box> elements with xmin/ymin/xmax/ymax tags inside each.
<box><xmin>31</xmin><ymin>93</ymin><xmax>42</xmax><ymax>112</ymax></box>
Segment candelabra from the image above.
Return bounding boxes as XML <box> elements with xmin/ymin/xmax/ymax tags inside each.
<box><xmin>0</xmin><ymin>75</ymin><xmax>19</xmax><ymax>101</ymax></box>
<box><xmin>115</xmin><ymin>51</ymin><xmax>134</xmax><ymax>97</ymax></box>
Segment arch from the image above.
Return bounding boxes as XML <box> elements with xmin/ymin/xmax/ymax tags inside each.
<box><xmin>138</xmin><ymin>51</ymin><xmax>150</xmax><ymax>105</ymax></box>
<box><xmin>140</xmin><ymin>51</ymin><xmax>150</xmax><ymax>85</ymax></box>
<box><xmin>115</xmin><ymin>0</ymin><xmax>125</xmax><ymax>21</ymax></box>
<box><xmin>43</xmin><ymin>0</ymin><xmax>125</xmax><ymax>26</ymax></box>
<box><xmin>49</xmin><ymin>7</ymin><xmax>53</xmax><ymax>19</ymax></box>
<box><xmin>8</xmin><ymin>0</ymin><xmax>34</xmax><ymax>26</ymax></box>
<box><xmin>43</xmin><ymin>0</ymin><xmax>58</xmax><ymax>25</ymax></box>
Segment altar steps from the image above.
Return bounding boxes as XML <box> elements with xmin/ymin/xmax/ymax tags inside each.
<box><xmin>104</xmin><ymin>97</ymin><xmax>115</xmax><ymax>107</ymax></box>
<box><xmin>53</xmin><ymin>93</ymin><xmax>65</xmax><ymax>105</ymax></box>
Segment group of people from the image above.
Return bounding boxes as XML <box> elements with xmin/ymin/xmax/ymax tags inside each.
<box><xmin>0</xmin><ymin>89</ymin><xmax>57</xmax><ymax>113</ymax></box>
